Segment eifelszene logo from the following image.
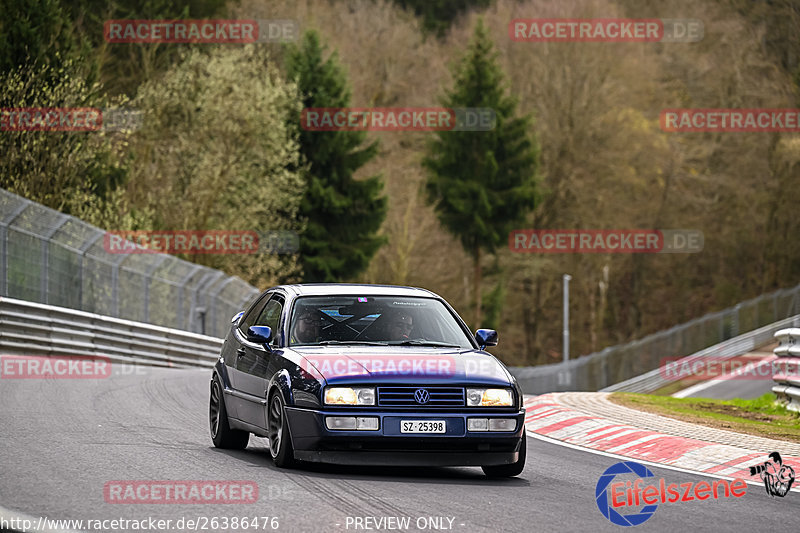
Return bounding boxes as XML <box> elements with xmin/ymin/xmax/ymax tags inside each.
<box><xmin>595</xmin><ymin>461</ymin><xmax>747</xmax><ymax>527</ymax></box>
<box><xmin>749</xmin><ymin>452</ymin><xmax>796</xmax><ymax>498</ymax></box>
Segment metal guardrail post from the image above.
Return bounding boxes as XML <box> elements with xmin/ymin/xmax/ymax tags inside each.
<box><xmin>177</xmin><ymin>265</ymin><xmax>203</xmax><ymax>331</ymax></box>
<box><xmin>562</xmin><ymin>274</ymin><xmax>571</xmax><ymax>363</ymax></box>
<box><xmin>755</xmin><ymin>299</ymin><xmax>760</xmax><ymax>328</ymax></box>
<box><xmin>208</xmin><ymin>277</ymin><xmax>235</xmax><ymax>338</ymax></box>
<box><xmin>111</xmin><ymin>262</ymin><xmax>119</xmax><ymax>317</ymax></box>
<box><xmin>109</xmin><ymin>251</ymin><xmax>134</xmax><ymax>319</ymax></box>
<box><xmin>141</xmin><ymin>255</ymin><xmax>168</xmax><ymax>323</ymax></box>
<box><xmin>0</xmin><ymin>221</ymin><xmax>5</xmax><ymax>297</ymax></box>
<box><xmin>78</xmin><ymin>233</ymin><xmax>105</xmax><ymax>310</ymax></box>
<box><xmin>1</xmin><ymin>200</ymin><xmax>30</xmax><ymax>297</ymax></box>
<box><xmin>773</xmin><ymin>292</ymin><xmax>778</xmax><ymax>323</ymax></box>
<box><xmin>193</xmin><ymin>270</ymin><xmax>225</xmax><ymax>334</ymax></box>
<box><xmin>39</xmin><ymin>214</ymin><xmax>68</xmax><ymax>305</ymax></box>
<box><xmin>772</xmin><ymin>328</ymin><xmax>800</xmax><ymax>412</ymax></box>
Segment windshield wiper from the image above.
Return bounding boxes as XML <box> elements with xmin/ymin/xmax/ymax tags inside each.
<box><xmin>317</xmin><ymin>340</ymin><xmax>389</xmax><ymax>346</ymax></box>
<box><xmin>396</xmin><ymin>340</ymin><xmax>462</xmax><ymax>348</ymax></box>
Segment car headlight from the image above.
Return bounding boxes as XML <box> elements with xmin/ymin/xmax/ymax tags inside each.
<box><xmin>466</xmin><ymin>388</ymin><xmax>513</xmax><ymax>407</ymax></box>
<box><xmin>324</xmin><ymin>387</ymin><xmax>376</xmax><ymax>406</ymax></box>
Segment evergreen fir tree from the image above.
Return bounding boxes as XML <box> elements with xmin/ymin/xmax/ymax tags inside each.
<box><xmin>285</xmin><ymin>30</ymin><xmax>387</xmax><ymax>282</ymax></box>
<box><xmin>424</xmin><ymin>18</ymin><xmax>540</xmax><ymax>323</ymax></box>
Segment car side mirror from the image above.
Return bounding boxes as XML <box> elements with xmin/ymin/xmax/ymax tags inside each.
<box><xmin>231</xmin><ymin>311</ymin><xmax>244</xmax><ymax>324</ymax></box>
<box><xmin>475</xmin><ymin>329</ymin><xmax>498</xmax><ymax>350</ymax></box>
<box><xmin>247</xmin><ymin>325</ymin><xmax>273</xmax><ymax>347</ymax></box>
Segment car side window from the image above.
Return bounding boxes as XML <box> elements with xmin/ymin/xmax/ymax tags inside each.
<box><xmin>254</xmin><ymin>296</ymin><xmax>284</xmax><ymax>345</ymax></box>
<box><xmin>239</xmin><ymin>293</ymin><xmax>270</xmax><ymax>335</ymax></box>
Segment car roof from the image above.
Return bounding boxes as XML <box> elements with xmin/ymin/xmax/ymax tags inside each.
<box><xmin>276</xmin><ymin>283</ymin><xmax>438</xmax><ymax>298</ymax></box>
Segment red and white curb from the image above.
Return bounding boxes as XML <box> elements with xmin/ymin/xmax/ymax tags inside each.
<box><xmin>523</xmin><ymin>393</ymin><xmax>799</xmax><ymax>481</ymax></box>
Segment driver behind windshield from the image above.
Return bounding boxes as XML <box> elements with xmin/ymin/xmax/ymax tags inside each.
<box><xmin>291</xmin><ymin>308</ymin><xmax>321</xmax><ymax>344</ymax></box>
<box><xmin>386</xmin><ymin>311</ymin><xmax>414</xmax><ymax>341</ymax></box>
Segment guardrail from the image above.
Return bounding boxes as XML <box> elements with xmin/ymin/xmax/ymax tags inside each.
<box><xmin>510</xmin><ymin>312</ymin><xmax>800</xmax><ymax>395</ymax></box>
<box><xmin>4</xmin><ymin>292</ymin><xmax>799</xmax><ymax>408</ymax></box>
<box><xmin>508</xmin><ymin>280</ymin><xmax>800</xmax><ymax>394</ymax></box>
<box><xmin>773</xmin><ymin>328</ymin><xmax>800</xmax><ymax>411</ymax></box>
<box><xmin>0</xmin><ymin>187</ymin><xmax>260</xmax><ymax>338</ymax></box>
<box><xmin>0</xmin><ymin>296</ymin><xmax>223</xmax><ymax>369</ymax></box>
<box><xmin>600</xmin><ymin>314</ymin><xmax>800</xmax><ymax>394</ymax></box>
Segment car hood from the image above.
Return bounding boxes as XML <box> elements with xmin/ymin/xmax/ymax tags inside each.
<box><xmin>291</xmin><ymin>346</ymin><xmax>512</xmax><ymax>386</ymax></box>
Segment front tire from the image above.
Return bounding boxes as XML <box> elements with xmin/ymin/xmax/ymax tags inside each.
<box><xmin>481</xmin><ymin>436</ymin><xmax>526</xmax><ymax>478</ymax></box>
<box><xmin>268</xmin><ymin>391</ymin><xmax>296</xmax><ymax>468</ymax></box>
<box><xmin>209</xmin><ymin>376</ymin><xmax>250</xmax><ymax>449</ymax></box>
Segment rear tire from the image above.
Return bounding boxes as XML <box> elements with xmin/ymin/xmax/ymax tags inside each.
<box><xmin>481</xmin><ymin>436</ymin><xmax>526</xmax><ymax>478</ymax></box>
<box><xmin>268</xmin><ymin>391</ymin><xmax>296</xmax><ymax>468</ymax></box>
<box><xmin>209</xmin><ymin>376</ymin><xmax>250</xmax><ymax>449</ymax></box>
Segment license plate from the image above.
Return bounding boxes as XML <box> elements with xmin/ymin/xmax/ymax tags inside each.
<box><xmin>400</xmin><ymin>420</ymin><xmax>446</xmax><ymax>433</ymax></box>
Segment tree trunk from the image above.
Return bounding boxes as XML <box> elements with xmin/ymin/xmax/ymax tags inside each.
<box><xmin>473</xmin><ymin>247</ymin><xmax>482</xmax><ymax>326</ymax></box>
<box><xmin>589</xmin><ymin>276</ymin><xmax>597</xmax><ymax>353</ymax></box>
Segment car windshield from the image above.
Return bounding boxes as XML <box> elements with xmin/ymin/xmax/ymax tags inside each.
<box><xmin>288</xmin><ymin>295</ymin><xmax>473</xmax><ymax>349</ymax></box>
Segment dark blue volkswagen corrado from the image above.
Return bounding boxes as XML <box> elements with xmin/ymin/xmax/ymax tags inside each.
<box><xmin>209</xmin><ymin>284</ymin><xmax>527</xmax><ymax>477</ymax></box>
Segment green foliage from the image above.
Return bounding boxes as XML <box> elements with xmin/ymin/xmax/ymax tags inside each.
<box><xmin>424</xmin><ymin>19</ymin><xmax>539</xmax><ymax>258</ymax></box>
<box><xmin>392</xmin><ymin>0</ymin><xmax>492</xmax><ymax>37</ymax></box>
<box><xmin>285</xmin><ymin>30</ymin><xmax>387</xmax><ymax>282</ymax></box>
<box><xmin>0</xmin><ymin>0</ymin><xmax>80</xmax><ymax>76</ymax></box>
<box><xmin>61</xmin><ymin>0</ymin><xmax>229</xmax><ymax>95</ymax></box>
<box><xmin>128</xmin><ymin>45</ymin><xmax>305</xmax><ymax>287</ymax></box>
<box><xmin>424</xmin><ymin>18</ymin><xmax>539</xmax><ymax>323</ymax></box>
<box><xmin>0</xmin><ymin>59</ymin><xmax>129</xmax><ymax>216</ymax></box>
<box><xmin>613</xmin><ymin>392</ymin><xmax>800</xmax><ymax>437</ymax></box>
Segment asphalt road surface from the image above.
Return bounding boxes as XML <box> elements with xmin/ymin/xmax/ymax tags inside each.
<box><xmin>676</xmin><ymin>351</ymin><xmax>777</xmax><ymax>400</ymax></box>
<box><xmin>679</xmin><ymin>376</ymin><xmax>773</xmax><ymax>400</ymax></box>
<box><xmin>1</xmin><ymin>367</ymin><xmax>796</xmax><ymax>533</ymax></box>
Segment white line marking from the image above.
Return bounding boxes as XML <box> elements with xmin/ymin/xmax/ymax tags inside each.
<box><xmin>672</xmin><ymin>356</ymin><xmax>775</xmax><ymax>398</ymax></box>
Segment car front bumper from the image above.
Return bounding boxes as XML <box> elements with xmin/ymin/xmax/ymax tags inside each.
<box><xmin>284</xmin><ymin>407</ymin><xmax>526</xmax><ymax>466</ymax></box>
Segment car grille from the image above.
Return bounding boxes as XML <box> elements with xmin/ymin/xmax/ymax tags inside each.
<box><xmin>377</xmin><ymin>386</ymin><xmax>465</xmax><ymax>407</ymax></box>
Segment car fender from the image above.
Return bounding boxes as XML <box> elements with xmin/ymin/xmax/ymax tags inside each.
<box><xmin>267</xmin><ymin>369</ymin><xmax>293</xmax><ymax>406</ymax></box>
<box><xmin>512</xmin><ymin>378</ymin><xmax>525</xmax><ymax>410</ymax></box>
<box><xmin>266</xmin><ymin>370</ymin><xmax>298</xmax><ymax>449</ymax></box>
<box><xmin>212</xmin><ymin>357</ymin><xmax>232</xmax><ymax>390</ymax></box>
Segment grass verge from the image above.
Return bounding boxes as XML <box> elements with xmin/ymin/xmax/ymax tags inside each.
<box><xmin>609</xmin><ymin>393</ymin><xmax>800</xmax><ymax>444</ymax></box>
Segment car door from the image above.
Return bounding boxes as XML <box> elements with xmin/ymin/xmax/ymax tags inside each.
<box><xmin>226</xmin><ymin>293</ymin><xmax>270</xmax><ymax>420</ymax></box>
<box><xmin>235</xmin><ymin>293</ymin><xmax>285</xmax><ymax>429</ymax></box>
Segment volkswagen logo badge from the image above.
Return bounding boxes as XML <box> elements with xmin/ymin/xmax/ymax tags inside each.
<box><xmin>414</xmin><ymin>389</ymin><xmax>430</xmax><ymax>404</ymax></box>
